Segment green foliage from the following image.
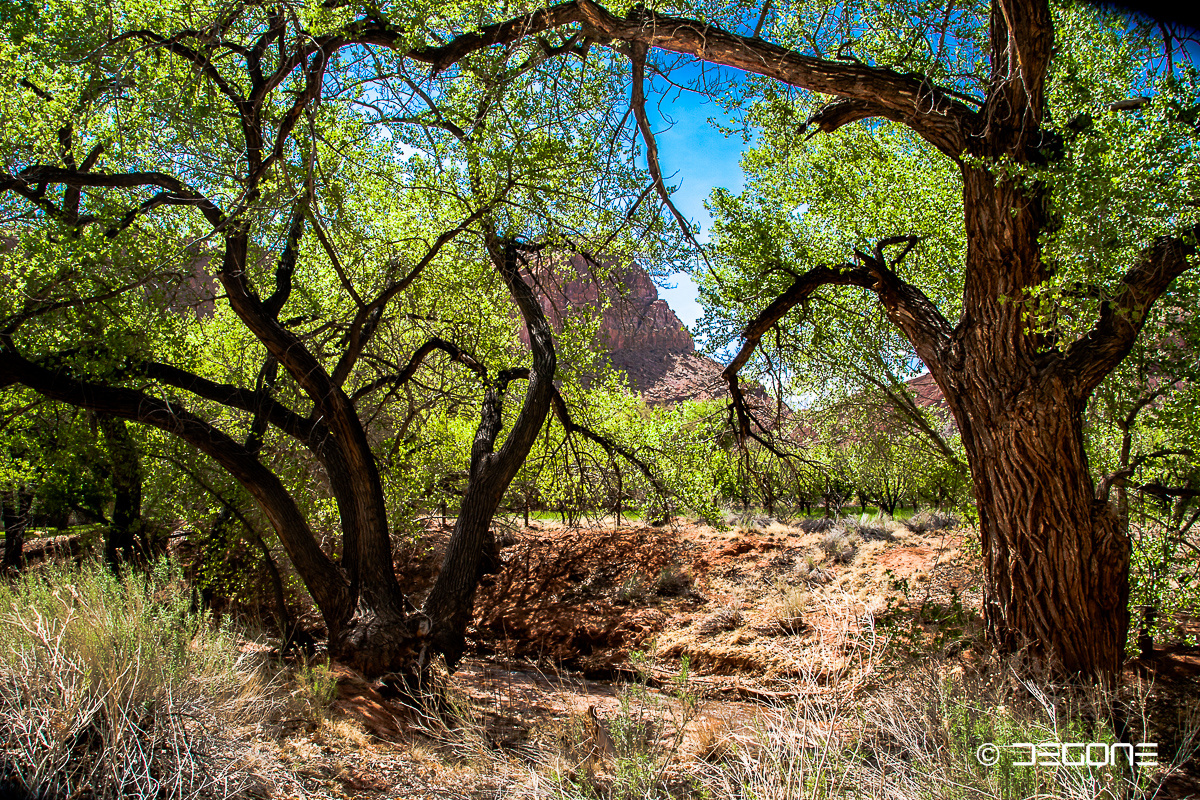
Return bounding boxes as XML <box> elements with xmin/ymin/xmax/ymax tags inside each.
<box><xmin>698</xmin><ymin>114</ymin><xmax>964</xmax><ymax>413</ymax></box>
<box><xmin>0</xmin><ymin>0</ymin><xmax>701</xmax><ymax>615</ymax></box>
<box><xmin>880</xmin><ymin>569</ymin><xmax>976</xmax><ymax>659</ymax></box>
<box><xmin>295</xmin><ymin>659</ymin><xmax>340</xmax><ymax>717</ymax></box>
<box><xmin>505</xmin><ymin>386</ymin><xmax>731</xmax><ymax>526</ymax></box>
<box><xmin>1083</xmin><ymin>282</ymin><xmax>1200</xmax><ymax>650</ymax></box>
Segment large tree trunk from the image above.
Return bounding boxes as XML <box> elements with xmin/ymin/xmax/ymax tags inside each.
<box><xmin>936</xmin><ymin>162</ymin><xmax>1132</xmax><ymax>677</ymax></box>
<box><xmin>952</xmin><ymin>377</ymin><xmax>1130</xmax><ymax>676</ymax></box>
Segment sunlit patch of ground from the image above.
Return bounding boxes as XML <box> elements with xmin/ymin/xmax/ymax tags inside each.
<box><xmin>24</xmin><ymin>515</ymin><xmax>1186</xmax><ymax>800</ymax></box>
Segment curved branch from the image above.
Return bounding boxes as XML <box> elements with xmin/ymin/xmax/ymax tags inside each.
<box><xmin>330</xmin><ymin>203</ymin><xmax>495</xmax><ymax>387</ymax></box>
<box><xmin>722</xmin><ymin>238</ymin><xmax>951</xmax><ymax>443</ymax></box>
<box><xmin>109</xmin><ymin>29</ymin><xmax>247</xmax><ymax>106</ymax></box>
<box><xmin>803</xmin><ymin>98</ymin><xmax>878</xmax><ymax>136</ymax></box>
<box><xmin>11</xmin><ymin>167</ymin><xmax>226</xmax><ymax>228</ymax></box>
<box><xmin>409</xmin><ymin>0</ymin><xmax>977</xmax><ymax>156</ymax></box>
<box><xmin>1096</xmin><ymin>448</ymin><xmax>1196</xmax><ymax>503</ymax></box>
<box><xmin>1137</xmin><ymin>482</ymin><xmax>1200</xmax><ymax>500</ymax></box>
<box><xmin>488</xmin><ymin>239</ymin><xmax>557</xmax><ymax>471</ymax></box>
<box><xmin>549</xmin><ymin>388</ymin><xmax>667</xmax><ymax>502</ymax></box>
<box><xmin>350</xmin><ymin>337</ymin><xmax>487</xmax><ymax>403</ymax></box>
<box><xmin>0</xmin><ymin>348</ymin><xmax>350</xmax><ymax>622</ymax></box>
<box><xmin>1064</xmin><ymin>227</ymin><xmax>1198</xmax><ymax>396</ymax></box>
<box><xmin>629</xmin><ymin>42</ymin><xmax>703</xmax><ymax>253</ymax></box>
<box><xmin>143</xmin><ymin>361</ymin><xmax>324</xmax><ymax>446</ymax></box>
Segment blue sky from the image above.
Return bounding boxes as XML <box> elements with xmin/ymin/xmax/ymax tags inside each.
<box><xmin>642</xmin><ymin>64</ymin><xmax>747</xmax><ymax>332</ymax></box>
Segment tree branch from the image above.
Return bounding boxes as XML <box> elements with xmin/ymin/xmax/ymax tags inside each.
<box><xmin>263</xmin><ymin>197</ymin><xmax>308</xmax><ymax>319</ymax></box>
<box><xmin>142</xmin><ymin>361</ymin><xmax>324</xmax><ymax>446</ymax></box>
<box><xmin>354</xmin><ymin>337</ymin><xmax>487</xmax><ymax>403</ymax></box>
<box><xmin>549</xmin><ymin>387</ymin><xmax>667</xmax><ymax>502</ymax></box>
<box><xmin>1137</xmin><ymin>481</ymin><xmax>1200</xmax><ymax>500</ymax></box>
<box><xmin>10</xmin><ymin>166</ymin><xmax>226</xmax><ymax>228</ymax></box>
<box><xmin>629</xmin><ymin>42</ymin><xmax>705</xmax><ymax>255</ymax></box>
<box><xmin>0</xmin><ymin>348</ymin><xmax>349</xmax><ymax>619</ymax></box>
<box><xmin>1064</xmin><ymin>227</ymin><xmax>1198</xmax><ymax>396</ymax></box>
<box><xmin>110</xmin><ymin>29</ymin><xmax>247</xmax><ymax>106</ymax></box>
<box><xmin>721</xmin><ymin>238</ymin><xmax>951</xmax><ymax>444</ymax></box>
<box><xmin>330</xmin><ymin>203</ymin><xmax>494</xmax><ymax>387</ymax></box>
<box><xmin>408</xmin><ymin>0</ymin><xmax>976</xmax><ymax>156</ymax></box>
<box><xmin>1096</xmin><ymin>448</ymin><xmax>1195</xmax><ymax>502</ymax></box>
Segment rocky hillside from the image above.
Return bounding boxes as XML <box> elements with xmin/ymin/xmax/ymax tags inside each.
<box><xmin>533</xmin><ymin>255</ymin><xmax>733</xmax><ymax>405</ymax></box>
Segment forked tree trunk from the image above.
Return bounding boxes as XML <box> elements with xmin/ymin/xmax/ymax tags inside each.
<box><xmin>421</xmin><ymin>240</ymin><xmax>557</xmax><ymax>671</ymax></box>
<box><xmin>328</xmin><ymin>239</ymin><xmax>557</xmax><ymax>678</ymax></box>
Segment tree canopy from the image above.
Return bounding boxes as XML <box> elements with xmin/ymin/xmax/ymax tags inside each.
<box><xmin>2</xmin><ymin>0</ymin><xmax>1198</xmax><ymax>679</ymax></box>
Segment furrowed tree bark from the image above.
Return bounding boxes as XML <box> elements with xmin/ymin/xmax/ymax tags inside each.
<box><xmin>945</xmin><ymin>370</ymin><xmax>1130</xmax><ymax>676</ymax></box>
<box><xmin>214</xmin><ymin>229</ymin><xmax>418</xmax><ymax>676</ymax></box>
<box><xmin>693</xmin><ymin>0</ymin><xmax>1200</xmax><ymax>678</ymax></box>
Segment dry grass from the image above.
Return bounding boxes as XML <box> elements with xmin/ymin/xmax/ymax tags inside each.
<box><xmin>768</xmin><ymin>582</ymin><xmax>809</xmax><ymax>634</ymax></box>
<box><xmin>0</xmin><ymin>559</ymin><xmax>297</xmax><ymax>799</ymax></box>
<box><xmin>3</xmin><ymin>540</ymin><xmax>1195</xmax><ymax>800</ymax></box>
<box><xmin>820</xmin><ymin>527</ymin><xmax>860</xmax><ymax>565</ymax></box>
<box><xmin>696</xmin><ymin>605</ymin><xmax>744</xmax><ymax>636</ymax></box>
<box><xmin>905</xmin><ymin>510</ymin><xmax>961</xmax><ymax>533</ymax></box>
<box><xmin>440</xmin><ymin>594</ymin><xmax>1200</xmax><ymax>800</ymax></box>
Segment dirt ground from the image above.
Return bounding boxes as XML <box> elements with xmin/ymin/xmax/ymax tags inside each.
<box><xmin>255</xmin><ymin>516</ymin><xmax>1200</xmax><ymax>800</ymax></box>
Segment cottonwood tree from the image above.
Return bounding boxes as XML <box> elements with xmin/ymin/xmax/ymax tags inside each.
<box><xmin>697</xmin><ymin>3</ymin><xmax>1199</xmax><ymax>676</ymax></box>
<box><xmin>402</xmin><ymin>0</ymin><xmax>1198</xmax><ymax>677</ymax></box>
<box><xmin>0</xmin><ymin>0</ymin><xmax>675</xmax><ymax>677</ymax></box>
<box><xmin>1087</xmin><ymin>297</ymin><xmax>1200</xmax><ymax>649</ymax></box>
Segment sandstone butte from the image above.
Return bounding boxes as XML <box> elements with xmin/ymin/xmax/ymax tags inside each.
<box><xmin>526</xmin><ymin>254</ymin><xmax>747</xmax><ymax>407</ymax></box>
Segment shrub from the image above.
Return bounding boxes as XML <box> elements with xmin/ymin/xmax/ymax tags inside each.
<box><xmin>904</xmin><ymin>511</ymin><xmax>960</xmax><ymax>534</ymax></box>
<box><xmin>846</xmin><ymin>512</ymin><xmax>896</xmax><ymax>542</ymax></box>
<box><xmin>820</xmin><ymin>527</ymin><xmax>859</xmax><ymax>564</ymax></box>
<box><xmin>769</xmin><ymin>582</ymin><xmax>808</xmax><ymax>634</ymax></box>
<box><xmin>798</xmin><ymin>517</ymin><xmax>836</xmax><ymax>533</ymax></box>
<box><xmin>653</xmin><ymin>563</ymin><xmax>693</xmax><ymax>597</ymax></box>
<box><xmin>545</xmin><ymin>653</ymin><xmax>698</xmax><ymax>800</ymax></box>
<box><xmin>0</xmin><ymin>559</ymin><xmax>281</xmax><ymax>799</ymax></box>
<box><xmin>296</xmin><ymin>658</ymin><xmax>340</xmax><ymax>718</ymax></box>
<box><xmin>616</xmin><ymin>573</ymin><xmax>650</xmax><ymax>604</ymax></box>
<box><xmin>697</xmin><ymin>605</ymin><xmax>743</xmax><ymax>636</ymax></box>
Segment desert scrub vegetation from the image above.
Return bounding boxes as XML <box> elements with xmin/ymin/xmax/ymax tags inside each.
<box><xmin>819</xmin><ymin>527</ymin><xmax>860</xmax><ymax>565</ymax></box>
<box><xmin>509</xmin><ymin>615</ymin><xmax>1197</xmax><ymax>800</ymax></box>
<box><xmin>535</xmin><ymin>653</ymin><xmax>701</xmax><ymax>800</ymax></box>
<box><xmin>0</xmin><ymin>559</ymin><xmax>284</xmax><ymax>799</ymax></box>
<box><xmin>687</xmin><ymin>656</ymin><xmax>1198</xmax><ymax>800</ymax></box>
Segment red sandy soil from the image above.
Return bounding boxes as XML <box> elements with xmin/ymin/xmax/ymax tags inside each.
<box><xmin>285</xmin><ymin>517</ymin><xmax>1196</xmax><ymax>799</ymax></box>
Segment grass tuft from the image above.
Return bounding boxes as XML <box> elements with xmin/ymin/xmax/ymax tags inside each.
<box><xmin>0</xmin><ymin>558</ymin><xmax>283</xmax><ymax>799</ymax></box>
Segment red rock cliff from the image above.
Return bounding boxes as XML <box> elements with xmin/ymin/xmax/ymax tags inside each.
<box><xmin>527</xmin><ymin>256</ymin><xmax>744</xmax><ymax>406</ymax></box>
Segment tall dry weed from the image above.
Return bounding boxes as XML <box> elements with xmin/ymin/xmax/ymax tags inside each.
<box><xmin>0</xmin><ymin>559</ymin><xmax>285</xmax><ymax>799</ymax></box>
